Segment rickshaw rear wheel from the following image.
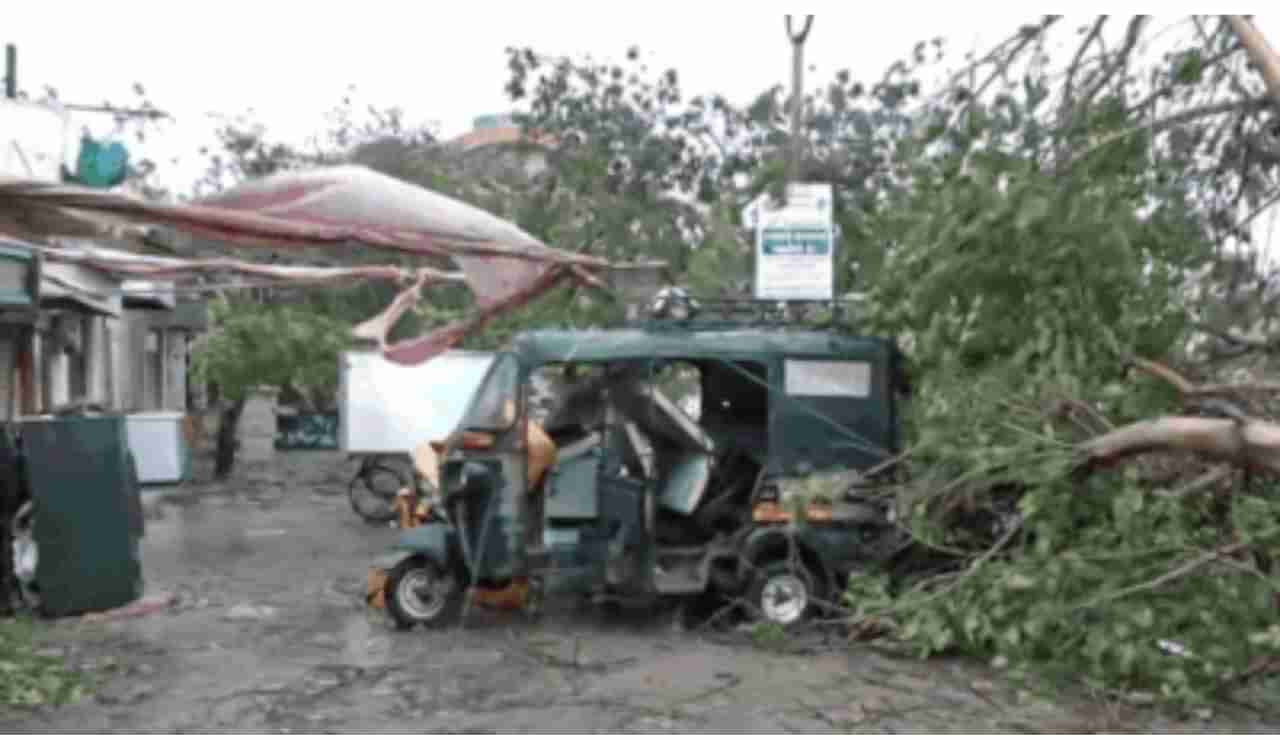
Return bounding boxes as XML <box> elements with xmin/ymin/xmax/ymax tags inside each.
<box><xmin>384</xmin><ymin>556</ymin><xmax>463</xmax><ymax>631</ymax></box>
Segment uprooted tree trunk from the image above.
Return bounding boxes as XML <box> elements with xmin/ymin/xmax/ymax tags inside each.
<box><xmin>1082</xmin><ymin>415</ymin><xmax>1280</xmax><ymax>474</ymax></box>
<box><xmin>214</xmin><ymin>398</ymin><xmax>247</xmax><ymax>480</ymax></box>
<box><xmin>1080</xmin><ymin>358</ymin><xmax>1280</xmax><ymax>474</ymax></box>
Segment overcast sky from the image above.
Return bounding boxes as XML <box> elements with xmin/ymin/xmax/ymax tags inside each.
<box><xmin>8</xmin><ymin>5</ymin><xmax>1008</xmax><ymax>191</ymax></box>
<box><xmin>6</xmin><ymin>7</ymin><xmax>1280</xmax><ymax>254</ymax></box>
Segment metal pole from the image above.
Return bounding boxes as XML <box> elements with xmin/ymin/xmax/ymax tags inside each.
<box><xmin>5</xmin><ymin>44</ymin><xmax>16</xmax><ymax>99</ymax></box>
<box><xmin>780</xmin><ymin>17</ymin><xmax>815</xmax><ymax>318</ymax></box>
<box><xmin>62</xmin><ymin>103</ymin><xmax>171</xmax><ymax>119</ymax></box>
<box><xmin>784</xmin><ymin>16</ymin><xmax>814</xmax><ymax>192</ymax></box>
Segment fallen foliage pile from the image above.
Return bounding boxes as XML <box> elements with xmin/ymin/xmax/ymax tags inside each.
<box><xmin>0</xmin><ymin>619</ymin><xmax>82</xmax><ymax>709</ymax></box>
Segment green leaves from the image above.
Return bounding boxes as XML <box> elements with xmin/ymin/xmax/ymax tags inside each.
<box><xmin>1172</xmin><ymin>50</ymin><xmax>1205</xmax><ymax>86</ymax></box>
<box><xmin>1015</xmin><ymin>194</ymin><xmax>1051</xmax><ymax>232</ymax></box>
<box><xmin>833</xmin><ymin>33</ymin><xmax>1280</xmax><ymax>705</ymax></box>
<box><xmin>0</xmin><ymin>619</ymin><xmax>84</xmax><ymax>709</ymax></box>
<box><xmin>191</xmin><ymin>298</ymin><xmax>355</xmax><ymax>408</ymax></box>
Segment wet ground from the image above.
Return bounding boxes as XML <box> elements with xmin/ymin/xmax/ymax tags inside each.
<box><xmin>3</xmin><ymin>451</ymin><xmax>1278</xmax><ymax>732</ymax></box>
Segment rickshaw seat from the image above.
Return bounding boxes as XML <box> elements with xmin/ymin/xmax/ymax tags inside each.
<box><xmin>657</xmin><ymin>450</ymin><xmax>713</xmax><ymax>516</ymax></box>
<box><xmin>556</xmin><ymin>431</ymin><xmax>601</xmax><ymax>462</ymax></box>
<box><xmin>607</xmin><ymin>378</ymin><xmax>715</xmax><ymax>455</ymax></box>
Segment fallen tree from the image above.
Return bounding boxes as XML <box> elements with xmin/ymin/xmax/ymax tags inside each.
<box><xmin>837</xmin><ymin>15</ymin><xmax>1280</xmax><ymax>708</ymax></box>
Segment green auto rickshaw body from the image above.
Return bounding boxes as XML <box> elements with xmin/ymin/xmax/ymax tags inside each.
<box><xmin>376</xmin><ymin>320</ymin><xmax>909</xmax><ymax>624</ymax></box>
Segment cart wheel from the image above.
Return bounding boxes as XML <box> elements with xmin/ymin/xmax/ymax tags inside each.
<box><xmin>384</xmin><ymin>556</ymin><xmax>463</xmax><ymax>631</ymax></box>
<box><xmin>748</xmin><ymin>560</ymin><xmax>818</xmax><ymax>629</ymax></box>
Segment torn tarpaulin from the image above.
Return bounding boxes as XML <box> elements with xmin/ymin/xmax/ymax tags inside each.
<box><xmin>0</xmin><ymin>165</ymin><xmax>611</xmax><ymax>365</ymax></box>
<box><xmin>38</xmin><ymin>243</ymin><xmax>464</xmax><ymax>287</ymax></box>
<box><xmin>358</xmin><ymin>263</ymin><xmax>571</xmax><ymax>365</ymax></box>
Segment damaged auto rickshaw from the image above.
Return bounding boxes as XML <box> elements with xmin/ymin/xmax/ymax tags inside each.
<box><xmin>369</xmin><ymin>310</ymin><xmax>910</xmax><ymax>631</ymax></box>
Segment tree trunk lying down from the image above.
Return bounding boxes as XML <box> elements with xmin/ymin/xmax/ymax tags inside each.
<box><xmin>1083</xmin><ymin>415</ymin><xmax>1280</xmax><ymax>474</ymax></box>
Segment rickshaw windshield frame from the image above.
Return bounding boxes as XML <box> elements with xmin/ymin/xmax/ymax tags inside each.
<box><xmin>456</xmin><ymin>351</ymin><xmax>520</xmax><ymax>433</ymax></box>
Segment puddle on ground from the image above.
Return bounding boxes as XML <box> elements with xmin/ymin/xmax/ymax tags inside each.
<box><xmin>139</xmin><ymin>497</ymin><xmax>254</xmax><ymax>573</ymax></box>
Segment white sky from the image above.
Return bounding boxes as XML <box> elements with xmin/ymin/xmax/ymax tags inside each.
<box><xmin>7</xmin><ymin>6</ymin><xmax>1280</xmax><ymax>253</ymax></box>
<box><xmin>8</xmin><ymin>4</ymin><xmax>1005</xmax><ymax>192</ymax></box>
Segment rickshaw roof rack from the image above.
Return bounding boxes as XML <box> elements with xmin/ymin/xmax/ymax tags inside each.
<box><xmin>626</xmin><ymin>296</ymin><xmax>861</xmax><ymax>332</ymax></box>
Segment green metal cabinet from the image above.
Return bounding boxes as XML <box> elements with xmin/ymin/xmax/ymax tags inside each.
<box><xmin>21</xmin><ymin>415</ymin><xmax>143</xmax><ymax>617</ymax></box>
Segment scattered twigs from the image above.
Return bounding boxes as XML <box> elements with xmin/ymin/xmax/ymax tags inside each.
<box><xmin>1129</xmin><ymin>356</ymin><xmax>1196</xmax><ymax>394</ymax></box>
<box><xmin>1070</xmin><ymin>542</ymin><xmax>1249</xmax><ymax>613</ymax></box>
<box><xmin>1230</xmin><ymin>655</ymin><xmax>1280</xmax><ymax>688</ymax></box>
<box><xmin>936</xmin><ymin>19</ymin><xmax>1057</xmax><ymax>102</ymax></box>
<box><xmin>855</xmin><ymin>516</ymin><xmax>1023</xmax><ymax>624</ymax></box>
<box><xmin>1080</xmin><ymin>16</ymin><xmax>1149</xmax><ymax>107</ymax></box>
<box><xmin>1125</xmin><ymin>44</ymin><xmax>1244</xmax><ymax>116</ymax></box>
<box><xmin>1190</xmin><ymin>321</ymin><xmax>1280</xmax><ymax>357</ymax></box>
<box><xmin>1131</xmin><ymin>355</ymin><xmax>1280</xmax><ymax>398</ymax></box>
<box><xmin>1053</xmin><ymin>397</ymin><xmax>1115</xmax><ymax>435</ymax></box>
<box><xmin>947</xmin><ymin>17</ymin><xmax>1062</xmax><ymax>130</ymax></box>
<box><xmin>1157</xmin><ymin>465</ymin><xmax>1233</xmax><ymax>499</ymax></box>
<box><xmin>1061</xmin><ymin>17</ymin><xmax>1110</xmax><ymax>115</ymax></box>
<box><xmin>1067</xmin><ymin>97</ymin><xmax>1270</xmax><ymax>168</ymax></box>
<box><xmin>1233</xmin><ymin>187</ymin><xmax>1280</xmax><ymax>238</ymax></box>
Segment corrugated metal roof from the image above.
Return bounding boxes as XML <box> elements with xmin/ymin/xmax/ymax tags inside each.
<box><xmin>40</xmin><ymin>261</ymin><xmax>122</xmax><ymax>317</ymax></box>
<box><xmin>451</xmin><ymin>126</ymin><xmax>557</xmax><ymax>152</ymax></box>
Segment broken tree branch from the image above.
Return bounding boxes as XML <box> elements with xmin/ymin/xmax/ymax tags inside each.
<box><xmin>1123</xmin><ymin>43</ymin><xmax>1244</xmax><ymax>115</ymax></box>
<box><xmin>1226</xmin><ymin>15</ymin><xmax>1280</xmax><ymax>108</ymax></box>
<box><xmin>1071</xmin><ymin>541</ymin><xmax>1249</xmax><ymax>612</ymax></box>
<box><xmin>856</xmin><ymin>516</ymin><xmax>1024</xmax><ymax>624</ymax></box>
<box><xmin>1193</xmin><ymin>16</ymin><xmax>1250</xmax><ymax>99</ymax></box>
<box><xmin>1132</xmin><ymin>354</ymin><xmax>1280</xmax><ymax>397</ymax></box>
<box><xmin>949</xmin><ymin>16</ymin><xmax>1062</xmax><ymax>130</ymax></box>
<box><xmin>1061</xmin><ymin>16</ymin><xmax>1110</xmax><ymax>116</ymax></box>
<box><xmin>1129</xmin><ymin>356</ymin><xmax>1196</xmax><ymax>394</ymax></box>
<box><xmin>1191</xmin><ymin>321</ymin><xmax>1280</xmax><ymax>353</ymax></box>
<box><xmin>1157</xmin><ymin>465</ymin><xmax>1233</xmax><ymax>499</ymax></box>
<box><xmin>1081</xmin><ymin>16</ymin><xmax>1148</xmax><ymax>107</ymax></box>
<box><xmin>937</xmin><ymin>16</ymin><xmax>1060</xmax><ymax>101</ymax></box>
<box><xmin>1081</xmin><ymin>415</ymin><xmax>1280</xmax><ymax>475</ymax></box>
<box><xmin>1068</xmin><ymin>97</ymin><xmax>1271</xmax><ymax>167</ymax></box>
<box><xmin>1234</xmin><ymin>186</ymin><xmax>1280</xmax><ymax>235</ymax></box>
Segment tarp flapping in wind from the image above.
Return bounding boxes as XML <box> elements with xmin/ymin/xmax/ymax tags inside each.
<box><xmin>0</xmin><ymin>165</ymin><xmax>610</xmax><ymax>365</ymax></box>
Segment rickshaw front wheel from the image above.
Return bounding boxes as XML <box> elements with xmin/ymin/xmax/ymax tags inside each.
<box><xmin>384</xmin><ymin>556</ymin><xmax>463</xmax><ymax>631</ymax></box>
<box><xmin>748</xmin><ymin>560</ymin><xmax>818</xmax><ymax>629</ymax></box>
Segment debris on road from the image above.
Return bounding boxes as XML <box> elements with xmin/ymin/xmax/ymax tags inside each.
<box><xmin>366</xmin><ymin>568</ymin><xmax>387</xmax><ymax>610</ymax></box>
<box><xmin>80</xmin><ymin>593</ymin><xmax>177</xmax><ymax>624</ymax></box>
<box><xmin>224</xmin><ymin>603</ymin><xmax>278</xmax><ymax>621</ymax></box>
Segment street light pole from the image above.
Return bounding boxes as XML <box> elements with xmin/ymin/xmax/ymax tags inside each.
<box><xmin>784</xmin><ymin>15</ymin><xmax>814</xmax><ymax>194</ymax></box>
<box><xmin>5</xmin><ymin>44</ymin><xmax>16</xmax><ymax>99</ymax></box>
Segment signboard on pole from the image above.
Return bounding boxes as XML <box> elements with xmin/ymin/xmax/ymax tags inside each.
<box><xmin>745</xmin><ymin>182</ymin><xmax>835</xmax><ymax>302</ymax></box>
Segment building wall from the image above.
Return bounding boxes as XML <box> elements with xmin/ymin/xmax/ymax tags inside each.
<box><xmin>86</xmin><ymin>316</ymin><xmax>108</xmax><ymax>405</ymax></box>
<box><xmin>106</xmin><ymin>310</ymin><xmax>192</xmax><ymax>413</ymax></box>
<box><xmin>46</xmin><ymin>343</ymin><xmax>68</xmax><ymax>409</ymax></box>
<box><xmin>164</xmin><ymin>330</ymin><xmax>187</xmax><ymax>411</ymax></box>
<box><xmin>0</xmin><ymin>330</ymin><xmax>16</xmax><ymax>420</ymax></box>
<box><xmin>107</xmin><ymin>315</ymin><xmax>129</xmax><ymax>410</ymax></box>
<box><xmin>26</xmin><ymin>312</ymin><xmax>114</xmax><ymax>413</ymax></box>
